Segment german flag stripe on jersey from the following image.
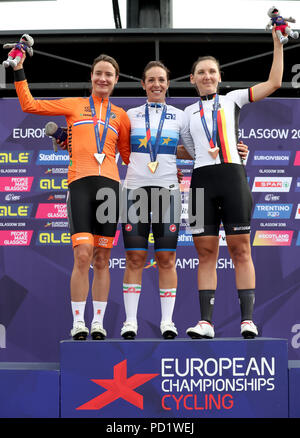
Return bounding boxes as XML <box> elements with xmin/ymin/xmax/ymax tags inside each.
<box><xmin>249</xmin><ymin>87</ymin><xmax>255</xmax><ymax>102</ymax></box>
<box><xmin>217</xmin><ymin>108</ymin><xmax>232</xmax><ymax>163</ymax></box>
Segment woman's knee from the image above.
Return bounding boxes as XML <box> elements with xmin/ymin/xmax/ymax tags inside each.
<box><xmin>155</xmin><ymin>252</ymin><xmax>176</xmax><ymax>270</ymax></box>
<box><xmin>227</xmin><ymin>236</ymin><xmax>252</xmax><ymax>266</ymax></box>
<box><xmin>93</xmin><ymin>248</ymin><xmax>111</xmax><ymax>271</ymax></box>
<box><xmin>126</xmin><ymin>251</ymin><xmax>148</xmax><ymax>271</ymax></box>
<box><xmin>74</xmin><ymin>244</ymin><xmax>93</xmax><ymax>270</ymax></box>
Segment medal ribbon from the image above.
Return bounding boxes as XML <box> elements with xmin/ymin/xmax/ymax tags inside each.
<box><xmin>89</xmin><ymin>95</ymin><xmax>111</xmax><ymax>155</ymax></box>
<box><xmin>198</xmin><ymin>94</ymin><xmax>219</xmax><ymax>149</ymax></box>
<box><xmin>145</xmin><ymin>103</ymin><xmax>167</xmax><ymax>162</ymax></box>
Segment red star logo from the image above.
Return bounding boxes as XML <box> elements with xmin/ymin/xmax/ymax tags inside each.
<box><xmin>76</xmin><ymin>359</ymin><xmax>158</xmax><ymax>410</ymax></box>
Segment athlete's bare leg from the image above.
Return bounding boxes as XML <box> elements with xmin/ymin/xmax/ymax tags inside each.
<box><xmin>226</xmin><ymin>233</ymin><xmax>255</xmax><ymax>289</ymax></box>
<box><xmin>123</xmin><ymin>250</ymin><xmax>148</xmax><ymax>285</ymax></box>
<box><xmin>70</xmin><ymin>243</ymin><xmax>94</xmax><ymax>302</ymax></box>
<box><xmin>192</xmin><ymin>235</ymin><xmax>219</xmax><ymax>290</ymax></box>
<box><xmin>91</xmin><ymin>247</ymin><xmax>112</xmax><ymax>301</ymax></box>
<box><xmin>155</xmin><ymin>250</ymin><xmax>177</xmax><ymax>289</ymax></box>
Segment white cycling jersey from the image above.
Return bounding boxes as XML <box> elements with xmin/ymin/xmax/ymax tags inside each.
<box><xmin>124</xmin><ymin>102</ymin><xmax>194</xmax><ymax>190</ymax></box>
<box><xmin>183</xmin><ymin>88</ymin><xmax>254</xmax><ymax>169</ymax></box>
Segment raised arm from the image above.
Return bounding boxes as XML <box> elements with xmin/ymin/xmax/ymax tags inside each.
<box><xmin>251</xmin><ymin>26</ymin><xmax>283</xmax><ymax>102</ymax></box>
<box><xmin>13</xmin><ymin>49</ymin><xmax>73</xmax><ymax>116</ymax></box>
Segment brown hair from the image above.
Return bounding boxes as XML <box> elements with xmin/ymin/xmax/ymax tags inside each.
<box><xmin>142</xmin><ymin>60</ymin><xmax>170</xmax><ymax>82</ymax></box>
<box><xmin>191</xmin><ymin>56</ymin><xmax>221</xmax><ymax>75</ymax></box>
<box><xmin>91</xmin><ymin>54</ymin><xmax>120</xmax><ymax>76</ymax></box>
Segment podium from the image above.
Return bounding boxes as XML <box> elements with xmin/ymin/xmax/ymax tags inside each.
<box><xmin>3</xmin><ymin>338</ymin><xmax>300</xmax><ymax>418</ymax></box>
<box><xmin>60</xmin><ymin>338</ymin><xmax>288</xmax><ymax>418</ymax></box>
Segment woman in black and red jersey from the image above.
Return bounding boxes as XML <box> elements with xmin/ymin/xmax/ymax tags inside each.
<box><xmin>13</xmin><ymin>51</ymin><xmax>131</xmax><ymax>341</ymax></box>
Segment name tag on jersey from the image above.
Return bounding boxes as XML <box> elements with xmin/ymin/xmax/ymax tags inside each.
<box><xmin>166</xmin><ymin>113</ymin><xmax>176</xmax><ymax>120</ymax></box>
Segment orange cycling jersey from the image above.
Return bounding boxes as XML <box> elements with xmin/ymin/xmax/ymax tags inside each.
<box><xmin>15</xmin><ymin>79</ymin><xmax>131</xmax><ymax>184</ymax></box>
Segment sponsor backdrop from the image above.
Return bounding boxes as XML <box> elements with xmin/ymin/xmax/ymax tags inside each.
<box><xmin>0</xmin><ymin>97</ymin><xmax>300</xmax><ymax>362</ymax></box>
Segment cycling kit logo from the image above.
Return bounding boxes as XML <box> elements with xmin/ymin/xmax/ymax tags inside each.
<box><xmin>76</xmin><ymin>359</ymin><xmax>158</xmax><ymax>410</ymax></box>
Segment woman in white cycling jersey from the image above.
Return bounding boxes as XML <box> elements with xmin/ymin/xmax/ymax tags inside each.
<box><xmin>120</xmin><ymin>61</ymin><xmax>249</xmax><ymax>340</ymax></box>
<box><xmin>181</xmin><ymin>26</ymin><xmax>283</xmax><ymax>340</ymax></box>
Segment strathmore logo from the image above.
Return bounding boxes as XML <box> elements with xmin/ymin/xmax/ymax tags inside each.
<box><xmin>76</xmin><ymin>360</ymin><xmax>158</xmax><ymax>410</ymax></box>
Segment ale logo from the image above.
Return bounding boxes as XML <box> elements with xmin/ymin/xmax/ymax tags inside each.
<box><xmin>76</xmin><ymin>359</ymin><xmax>158</xmax><ymax>410</ymax></box>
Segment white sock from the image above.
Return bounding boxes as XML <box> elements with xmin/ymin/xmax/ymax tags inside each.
<box><xmin>123</xmin><ymin>283</ymin><xmax>141</xmax><ymax>323</ymax></box>
<box><xmin>92</xmin><ymin>301</ymin><xmax>107</xmax><ymax>326</ymax></box>
<box><xmin>160</xmin><ymin>288</ymin><xmax>176</xmax><ymax>322</ymax></box>
<box><xmin>71</xmin><ymin>301</ymin><xmax>86</xmax><ymax>325</ymax></box>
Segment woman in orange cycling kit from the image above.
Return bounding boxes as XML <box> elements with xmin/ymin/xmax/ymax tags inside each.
<box><xmin>13</xmin><ymin>52</ymin><xmax>131</xmax><ymax>340</ymax></box>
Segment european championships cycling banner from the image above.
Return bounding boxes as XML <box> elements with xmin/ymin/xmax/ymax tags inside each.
<box><xmin>0</xmin><ymin>96</ymin><xmax>300</xmax><ymax>362</ymax></box>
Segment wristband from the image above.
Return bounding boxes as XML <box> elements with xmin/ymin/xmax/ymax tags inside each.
<box><xmin>14</xmin><ymin>69</ymin><xmax>26</xmax><ymax>82</ymax></box>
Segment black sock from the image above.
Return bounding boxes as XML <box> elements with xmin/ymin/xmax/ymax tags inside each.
<box><xmin>238</xmin><ymin>289</ymin><xmax>255</xmax><ymax>321</ymax></box>
<box><xmin>198</xmin><ymin>290</ymin><xmax>215</xmax><ymax>323</ymax></box>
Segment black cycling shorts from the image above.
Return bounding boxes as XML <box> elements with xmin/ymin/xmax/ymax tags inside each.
<box><xmin>189</xmin><ymin>163</ymin><xmax>253</xmax><ymax>236</ymax></box>
<box><xmin>121</xmin><ymin>186</ymin><xmax>181</xmax><ymax>252</ymax></box>
<box><xmin>67</xmin><ymin>175</ymin><xmax>120</xmax><ymax>248</ymax></box>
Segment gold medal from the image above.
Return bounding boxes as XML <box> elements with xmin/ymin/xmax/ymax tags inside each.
<box><xmin>208</xmin><ymin>147</ymin><xmax>219</xmax><ymax>159</ymax></box>
<box><xmin>94</xmin><ymin>153</ymin><xmax>106</xmax><ymax>165</ymax></box>
<box><xmin>148</xmin><ymin>161</ymin><xmax>159</xmax><ymax>173</ymax></box>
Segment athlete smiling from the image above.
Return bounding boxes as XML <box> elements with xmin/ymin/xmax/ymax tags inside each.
<box><xmin>13</xmin><ymin>51</ymin><xmax>131</xmax><ymax>341</ymax></box>
<box><xmin>182</xmin><ymin>26</ymin><xmax>283</xmax><ymax>340</ymax></box>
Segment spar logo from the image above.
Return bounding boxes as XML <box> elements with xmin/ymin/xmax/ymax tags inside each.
<box><xmin>252</xmin><ymin>177</ymin><xmax>292</xmax><ymax>192</ymax></box>
<box><xmin>76</xmin><ymin>360</ymin><xmax>158</xmax><ymax>410</ymax></box>
<box><xmin>0</xmin><ymin>177</ymin><xmax>33</xmax><ymax>192</ymax></box>
<box><xmin>253</xmin><ymin>230</ymin><xmax>294</xmax><ymax>246</ymax></box>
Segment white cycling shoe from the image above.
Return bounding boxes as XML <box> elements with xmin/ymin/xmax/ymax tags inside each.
<box><xmin>121</xmin><ymin>321</ymin><xmax>138</xmax><ymax>339</ymax></box>
<box><xmin>241</xmin><ymin>320</ymin><xmax>258</xmax><ymax>339</ymax></box>
<box><xmin>91</xmin><ymin>322</ymin><xmax>107</xmax><ymax>340</ymax></box>
<box><xmin>160</xmin><ymin>321</ymin><xmax>178</xmax><ymax>339</ymax></box>
<box><xmin>186</xmin><ymin>320</ymin><xmax>215</xmax><ymax>339</ymax></box>
<box><xmin>71</xmin><ymin>321</ymin><xmax>89</xmax><ymax>340</ymax></box>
